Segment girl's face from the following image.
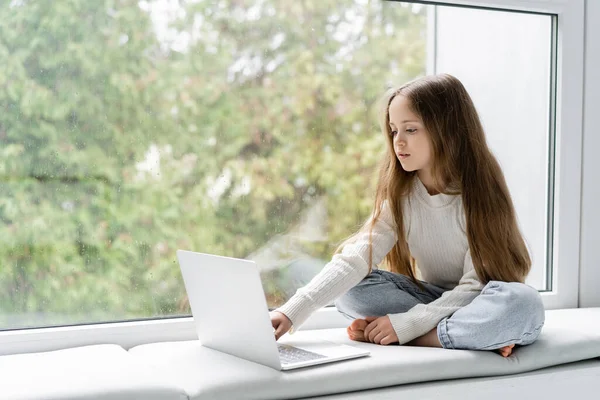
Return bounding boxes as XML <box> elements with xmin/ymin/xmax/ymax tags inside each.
<box><xmin>388</xmin><ymin>95</ymin><xmax>433</xmax><ymax>179</ymax></box>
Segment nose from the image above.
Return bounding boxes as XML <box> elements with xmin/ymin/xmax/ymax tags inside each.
<box><xmin>395</xmin><ymin>137</ymin><xmax>406</xmax><ymax>149</ymax></box>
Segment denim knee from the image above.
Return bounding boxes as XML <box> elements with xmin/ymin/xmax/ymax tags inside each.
<box><xmin>483</xmin><ymin>281</ymin><xmax>545</xmax><ymax>345</ymax></box>
<box><xmin>334</xmin><ymin>271</ymin><xmax>418</xmax><ymax>319</ymax></box>
<box><xmin>487</xmin><ymin>281</ymin><xmax>545</xmax><ymax>322</ymax></box>
<box><xmin>334</xmin><ymin>276</ymin><xmax>382</xmax><ymax>319</ymax></box>
<box><xmin>334</xmin><ymin>296</ymin><xmax>355</xmax><ymax>320</ymax></box>
<box><xmin>437</xmin><ymin>281</ymin><xmax>546</xmax><ymax>350</ymax></box>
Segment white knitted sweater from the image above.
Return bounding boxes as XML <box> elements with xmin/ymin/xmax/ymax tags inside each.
<box><xmin>275</xmin><ymin>177</ymin><xmax>484</xmax><ymax>344</ymax></box>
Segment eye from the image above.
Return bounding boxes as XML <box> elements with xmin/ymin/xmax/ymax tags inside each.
<box><xmin>390</xmin><ymin>130</ymin><xmax>398</xmax><ymax>137</ymax></box>
<box><xmin>406</xmin><ymin>128</ymin><xmax>417</xmax><ymax>134</ymax></box>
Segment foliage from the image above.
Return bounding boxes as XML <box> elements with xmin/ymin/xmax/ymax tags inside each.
<box><xmin>0</xmin><ymin>0</ymin><xmax>425</xmax><ymax>329</ymax></box>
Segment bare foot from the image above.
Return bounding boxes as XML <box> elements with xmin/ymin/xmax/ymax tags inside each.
<box><xmin>498</xmin><ymin>344</ymin><xmax>515</xmax><ymax>357</ymax></box>
<box><xmin>346</xmin><ymin>319</ymin><xmax>368</xmax><ymax>342</ymax></box>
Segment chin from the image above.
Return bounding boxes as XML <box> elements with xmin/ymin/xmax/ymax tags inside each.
<box><xmin>399</xmin><ymin>162</ymin><xmax>416</xmax><ymax>172</ymax></box>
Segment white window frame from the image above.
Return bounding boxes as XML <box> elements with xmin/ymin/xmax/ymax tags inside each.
<box><xmin>579</xmin><ymin>0</ymin><xmax>600</xmax><ymax>308</ymax></box>
<box><xmin>425</xmin><ymin>0</ymin><xmax>584</xmax><ymax>312</ymax></box>
<box><xmin>0</xmin><ymin>0</ymin><xmax>585</xmax><ymax>356</ymax></box>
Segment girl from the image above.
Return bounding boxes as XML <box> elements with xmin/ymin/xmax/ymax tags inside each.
<box><xmin>270</xmin><ymin>74</ymin><xmax>545</xmax><ymax>357</ymax></box>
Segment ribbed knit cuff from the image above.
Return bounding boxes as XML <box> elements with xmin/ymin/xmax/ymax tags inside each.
<box><xmin>275</xmin><ymin>293</ymin><xmax>317</xmax><ymax>334</ymax></box>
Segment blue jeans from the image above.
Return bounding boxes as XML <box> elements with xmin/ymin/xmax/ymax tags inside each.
<box><xmin>334</xmin><ymin>270</ymin><xmax>545</xmax><ymax>350</ymax></box>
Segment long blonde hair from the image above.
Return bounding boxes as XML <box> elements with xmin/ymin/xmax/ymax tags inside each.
<box><xmin>337</xmin><ymin>74</ymin><xmax>531</xmax><ymax>284</ymax></box>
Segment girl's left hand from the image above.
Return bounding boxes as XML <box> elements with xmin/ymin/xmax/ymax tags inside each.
<box><xmin>364</xmin><ymin>316</ymin><xmax>399</xmax><ymax>345</ymax></box>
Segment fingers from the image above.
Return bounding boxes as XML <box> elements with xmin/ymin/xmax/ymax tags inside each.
<box><xmin>271</xmin><ymin>315</ymin><xmax>284</xmax><ymax>341</ymax></box>
<box><xmin>273</xmin><ymin>319</ymin><xmax>290</xmax><ymax>341</ymax></box>
<box><xmin>368</xmin><ymin>326</ymin><xmax>379</xmax><ymax>343</ymax></box>
<box><xmin>350</xmin><ymin>316</ymin><xmax>397</xmax><ymax>345</ymax></box>
<box><xmin>363</xmin><ymin>316</ymin><xmax>380</xmax><ymax>342</ymax></box>
<box><xmin>274</xmin><ymin>326</ymin><xmax>284</xmax><ymax>341</ymax></box>
<box><xmin>380</xmin><ymin>335</ymin><xmax>395</xmax><ymax>346</ymax></box>
<box><xmin>373</xmin><ymin>330</ymin><xmax>386</xmax><ymax>344</ymax></box>
<box><xmin>365</xmin><ymin>321</ymin><xmax>379</xmax><ymax>343</ymax></box>
<box><xmin>363</xmin><ymin>320</ymin><xmax>376</xmax><ymax>340</ymax></box>
<box><xmin>271</xmin><ymin>319</ymin><xmax>280</xmax><ymax>340</ymax></box>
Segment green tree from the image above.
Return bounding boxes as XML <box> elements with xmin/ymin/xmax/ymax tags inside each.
<box><xmin>0</xmin><ymin>0</ymin><xmax>425</xmax><ymax>329</ymax></box>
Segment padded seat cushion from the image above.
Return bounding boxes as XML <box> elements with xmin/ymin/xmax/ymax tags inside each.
<box><xmin>313</xmin><ymin>358</ymin><xmax>600</xmax><ymax>400</ymax></box>
<box><xmin>129</xmin><ymin>308</ymin><xmax>600</xmax><ymax>400</ymax></box>
<box><xmin>0</xmin><ymin>344</ymin><xmax>188</xmax><ymax>400</ymax></box>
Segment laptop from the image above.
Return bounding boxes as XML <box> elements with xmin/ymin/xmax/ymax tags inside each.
<box><xmin>176</xmin><ymin>250</ymin><xmax>370</xmax><ymax>370</ymax></box>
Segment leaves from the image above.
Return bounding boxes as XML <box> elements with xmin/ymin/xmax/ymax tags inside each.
<box><xmin>0</xmin><ymin>0</ymin><xmax>425</xmax><ymax>329</ymax></box>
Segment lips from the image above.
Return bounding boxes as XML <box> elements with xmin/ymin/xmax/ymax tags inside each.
<box><xmin>398</xmin><ymin>153</ymin><xmax>411</xmax><ymax>159</ymax></box>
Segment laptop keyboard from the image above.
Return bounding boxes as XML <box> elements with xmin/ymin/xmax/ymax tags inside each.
<box><xmin>277</xmin><ymin>344</ymin><xmax>327</xmax><ymax>364</ymax></box>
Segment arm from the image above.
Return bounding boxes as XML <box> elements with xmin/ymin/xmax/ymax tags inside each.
<box><xmin>387</xmin><ymin>249</ymin><xmax>484</xmax><ymax>344</ymax></box>
<box><xmin>275</xmin><ymin>203</ymin><xmax>399</xmax><ymax>332</ymax></box>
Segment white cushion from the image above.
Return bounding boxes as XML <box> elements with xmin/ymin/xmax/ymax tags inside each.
<box><xmin>311</xmin><ymin>358</ymin><xmax>600</xmax><ymax>400</ymax></box>
<box><xmin>0</xmin><ymin>344</ymin><xmax>188</xmax><ymax>400</ymax></box>
<box><xmin>129</xmin><ymin>308</ymin><xmax>600</xmax><ymax>400</ymax></box>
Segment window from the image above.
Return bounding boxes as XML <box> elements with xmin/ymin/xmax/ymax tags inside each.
<box><xmin>2</xmin><ymin>0</ymin><xmax>429</xmax><ymax>330</ymax></box>
<box><xmin>430</xmin><ymin>5</ymin><xmax>554</xmax><ymax>291</ymax></box>
<box><xmin>0</xmin><ymin>0</ymin><xmax>584</xmax><ymax>352</ymax></box>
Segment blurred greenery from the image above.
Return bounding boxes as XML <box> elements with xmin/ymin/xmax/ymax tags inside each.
<box><xmin>0</xmin><ymin>0</ymin><xmax>425</xmax><ymax>329</ymax></box>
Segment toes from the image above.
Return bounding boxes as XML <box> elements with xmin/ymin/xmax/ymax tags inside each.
<box><xmin>351</xmin><ymin>333</ymin><xmax>367</xmax><ymax>342</ymax></box>
<box><xmin>347</xmin><ymin>328</ymin><xmax>367</xmax><ymax>342</ymax></box>
<box><xmin>349</xmin><ymin>319</ymin><xmax>368</xmax><ymax>331</ymax></box>
<box><xmin>348</xmin><ymin>319</ymin><xmax>369</xmax><ymax>342</ymax></box>
<box><xmin>347</xmin><ymin>328</ymin><xmax>363</xmax><ymax>341</ymax></box>
<box><xmin>498</xmin><ymin>345</ymin><xmax>515</xmax><ymax>358</ymax></box>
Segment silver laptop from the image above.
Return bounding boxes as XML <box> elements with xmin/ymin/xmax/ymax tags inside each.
<box><xmin>176</xmin><ymin>250</ymin><xmax>370</xmax><ymax>370</ymax></box>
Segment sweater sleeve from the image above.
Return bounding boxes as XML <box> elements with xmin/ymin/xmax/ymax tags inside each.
<box><xmin>275</xmin><ymin>203</ymin><xmax>398</xmax><ymax>332</ymax></box>
<box><xmin>387</xmin><ymin>249</ymin><xmax>484</xmax><ymax>344</ymax></box>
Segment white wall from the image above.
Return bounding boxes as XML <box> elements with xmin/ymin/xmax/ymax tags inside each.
<box><xmin>434</xmin><ymin>6</ymin><xmax>551</xmax><ymax>290</ymax></box>
<box><xmin>579</xmin><ymin>0</ymin><xmax>600</xmax><ymax>307</ymax></box>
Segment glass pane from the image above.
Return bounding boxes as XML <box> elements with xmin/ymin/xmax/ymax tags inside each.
<box><xmin>0</xmin><ymin>0</ymin><xmax>426</xmax><ymax>329</ymax></box>
<box><xmin>434</xmin><ymin>6</ymin><xmax>553</xmax><ymax>290</ymax></box>
<box><xmin>0</xmin><ymin>1</ymin><xmax>555</xmax><ymax>330</ymax></box>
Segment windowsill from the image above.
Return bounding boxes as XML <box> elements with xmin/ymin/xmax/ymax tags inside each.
<box><xmin>0</xmin><ymin>292</ymin><xmax>569</xmax><ymax>357</ymax></box>
<box><xmin>0</xmin><ymin>306</ymin><xmax>349</xmax><ymax>356</ymax></box>
<box><xmin>2</xmin><ymin>308</ymin><xmax>599</xmax><ymax>400</ymax></box>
